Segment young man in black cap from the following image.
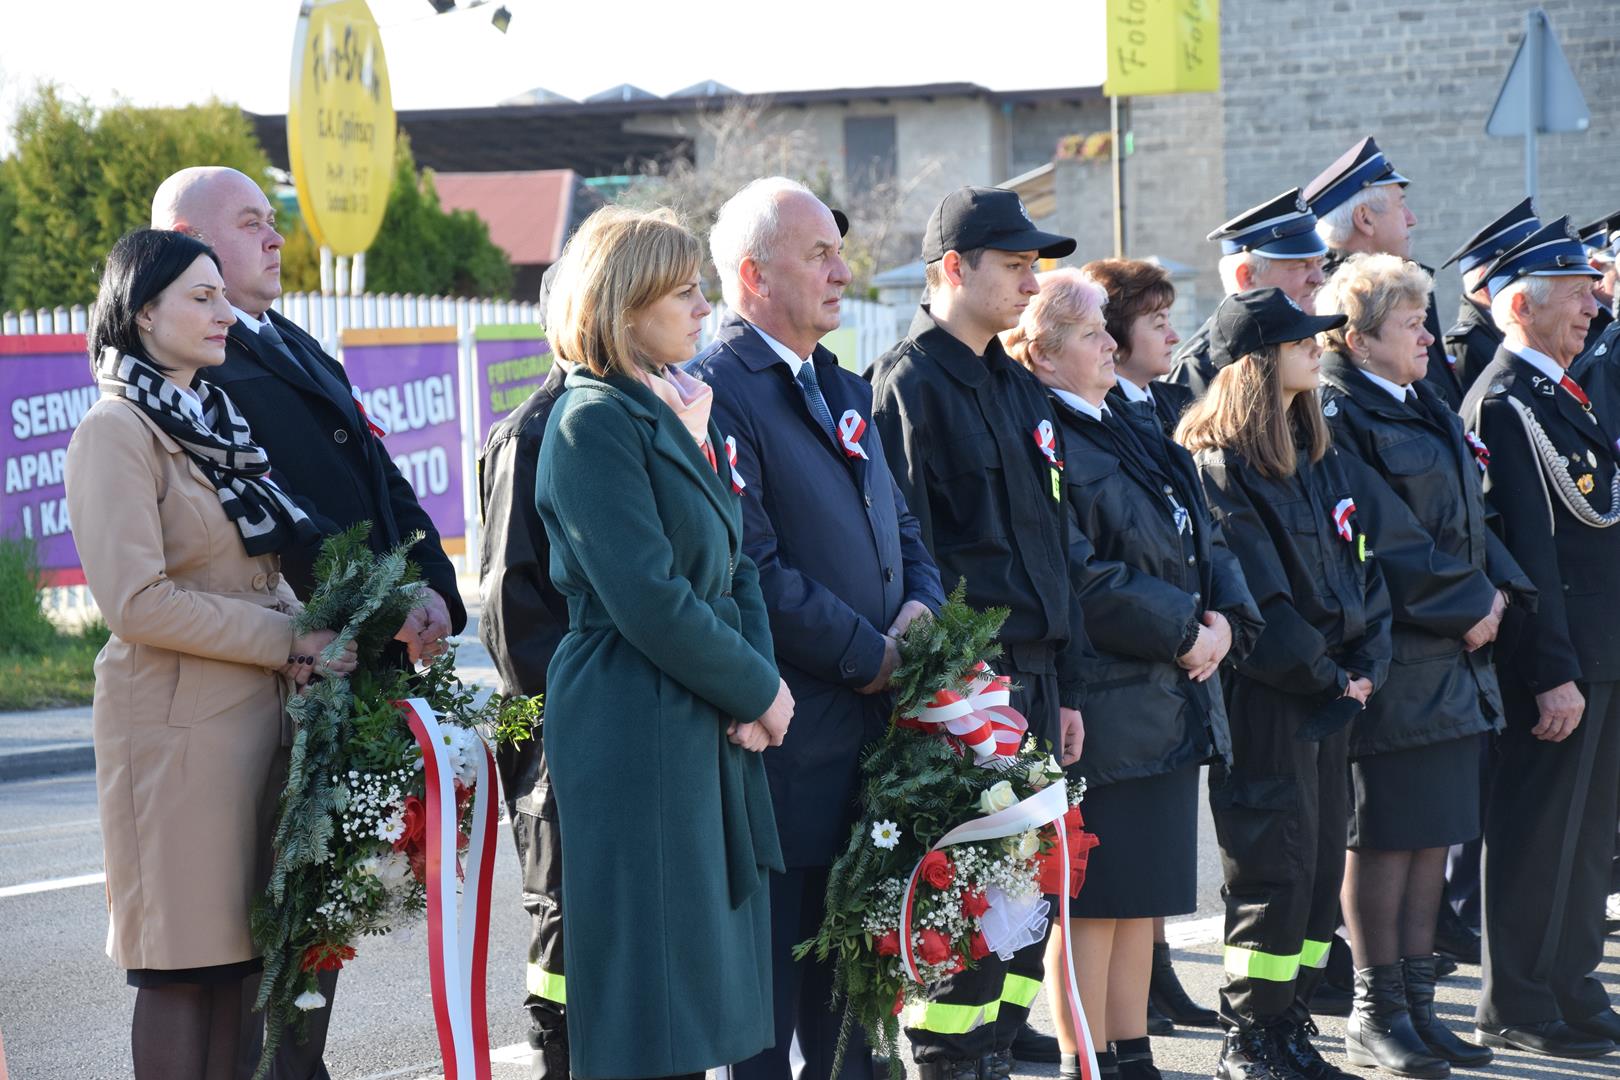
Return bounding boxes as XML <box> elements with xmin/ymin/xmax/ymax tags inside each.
<box><xmin>1304</xmin><ymin>136</ymin><xmax>1463</xmax><ymax>410</ymax></box>
<box><xmin>869</xmin><ymin>186</ymin><xmax>1087</xmax><ymax>1080</ymax></box>
<box><xmin>1461</xmin><ymin>218</ymin><xmax>1620</xmax><ymax>1060</ymax></box>
<box><xmin>1442</xmin><ymin>199</ymin><xmax>1541</xmax><ymax>400</ymax></box>
<box><xmin>1166</xmin><ymin>189</ymin><xmax>1328</xmax><ymax>399</ymax></box>
<box><xmin>1577</xmin><ymin>212</ymin><xmax>1620</xmax><ymax>354</ymax></box>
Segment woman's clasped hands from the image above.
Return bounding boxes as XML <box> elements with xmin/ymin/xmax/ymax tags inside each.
<box><xmin>282</xmin><ymin>629</ymin><xmax>359</xmax><ymax>688</ymax></box>
<box><xmin>727</xmin><ymin>678</ymin><xmax>794</xmax><ymax>753</ymax></box>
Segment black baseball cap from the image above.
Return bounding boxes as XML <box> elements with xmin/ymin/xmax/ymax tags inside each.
<box><xmin>1208</xmin><ymin>287</ymin><xmax>1347</xmax><ymax>370</ymax></box>
<box><xmin>922</xmin><ymin>187</ymin><xmax>1076</xmax><ymax>262</ymax></box>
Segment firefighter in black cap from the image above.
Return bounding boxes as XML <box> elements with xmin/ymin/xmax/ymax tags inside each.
<box><xmin>1442</xmin><ymin>198</ymin><xmax>1541</xmax><ymax>398</ymax></box>
<box><xmin>1179</xmin><ymin>288</ymin><xmax>1392</xmax><ymax>1080</ymax></box>
<box><xmin>870</xmin><ymin>186</ymin><xmax>1087</xmax><ymax>1080</ymax></box>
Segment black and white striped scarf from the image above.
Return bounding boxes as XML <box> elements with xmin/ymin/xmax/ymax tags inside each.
<box><xmin>94</xmin><ymin>348</ymin><xmax>318</xmax><ymax>557</ymax></box>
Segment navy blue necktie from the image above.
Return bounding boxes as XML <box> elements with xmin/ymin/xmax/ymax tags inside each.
<box><xmin>796</xmin><ymin>362</ymin><xmax>838</xmax><ymax>443</ymax></box>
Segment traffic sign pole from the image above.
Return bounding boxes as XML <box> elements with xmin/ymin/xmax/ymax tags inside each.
<box><xmin>1524</xmin><ymin>9</ymin><xmax>1541</xmax><ymax>198</ymax></box>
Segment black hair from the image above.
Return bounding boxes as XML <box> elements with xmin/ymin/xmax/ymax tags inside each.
<box><xmin>87</xmin><ymin>229</ymin><xmax>223</xmax><ymax>373</ymax></box>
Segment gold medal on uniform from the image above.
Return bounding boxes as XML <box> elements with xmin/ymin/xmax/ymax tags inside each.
<box><xmin>1578</xmin><ymin>473</ymin><xmax>1596</xmax><ymax>495</ymax></box>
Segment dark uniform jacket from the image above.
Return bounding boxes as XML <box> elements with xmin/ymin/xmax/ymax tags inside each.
<box><xmin>1584</xmin><ymin>306</ymin><xmax>1615</xmax><ymax>358</ymax></box>
<box><xmin>1107</xmin><ymin>380</ymin><xmax>1195</xmax><ymax>440</ymax></box>
<box><xmin>1052</xmin><ymin>394</ymin><xmax>1262</xmax><ymax>786</ymax></box>
<box><xmin>1164</xmin><ymin>314</ymin><xmax>1219</xmax><ymax>401</ymax></box>
<box><xmin>690</xmin><ymin>316</ymin><xmax>944</xmax><ymax>867</ymax></box>
<box><xmin>1573</xmin><ymin>319</ymin><xmax>1620</xmax><ymax>422</ymax></box>
<box><xmin>213</xmin><ymin>312</ymin><xmax>465</xmax><ymax>630</ymax></box>
<box><xmin>1446</xmin><ymin>298</ymin><xmax>1504</xmax><ymax>399</ymax></box>
<box><xmin>1462</xmin><ymin>346</ymin><xmax>1620</xmax><ymax>695</ymax></box>
<box><xmin>1193</xmin><ymin>442</ymin><xmax>1393</xmax><ymax>712</ymax></box>
<box><xmin>1319</xmin><ymin>352</ymin><xmax>1536</xmax><ymax>757</ymax></box>
<box><xmin>476</xmin><ymin>361</ymin><xmax>568</xmax><ymax>814</ymax></box>
<box><xmin>870</xmin><ymin>306</ymin><xmax>1089</xmax><ymax>740</ymax></box>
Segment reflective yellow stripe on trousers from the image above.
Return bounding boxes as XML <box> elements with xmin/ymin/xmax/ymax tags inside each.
<box><xmin>1223</xmin><ymin>943</ymin><xmax>1301</xmax><ymax>983</ymax></box>
<box><xmin>904</xmin><ymin>970</ymin><xmax>1041</xmax><ymax>1034</ymax></box>
<box><xmin>527</xmin><ymin>963</ymin><xmax>566</xmax><ymax>1005</ymax></box>
<box><xmin>1299</xmin><ymin>939</ymin><xmax>1332</xmax><ymax>970</ymax></box>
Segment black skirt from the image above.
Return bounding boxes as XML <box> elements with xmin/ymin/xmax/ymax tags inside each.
<box><xmin>1070</xmin><ymin>761</ymin><xmax>1200</xmax><ymax>919</ymax></box>
<box><xmin>1348</xmin><ymin>733</ymin><xmax>1485</xmax><ymax>851</ymax></box>
<box><xmin>126</xmin><ymin>957</ymin><xmax>262</xmax><ymax>988</ymax></box>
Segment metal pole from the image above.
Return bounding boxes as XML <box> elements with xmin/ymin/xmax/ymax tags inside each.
<box><xmin>1525</xmin><ymin>9</ymin><xmax>1542</xmax><ymax>198</ymax></box>
<box><xmin>1111</xmin><ymin>96</ymin><xmax>1126</xmax><ymax>258</ymax></box>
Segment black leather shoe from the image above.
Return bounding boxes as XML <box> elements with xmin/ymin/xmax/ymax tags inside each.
<box><xmin>1149</xmin><ymin>941</ymin><xmax>1220</xmax><ymax>1027</ymax></box>
<box><xmin>1114</xmin><ymin>1036</ymin><xmax>1161</xmax><ymax>1079</ymax></box>
<box><xmin>919</xmin><ymin>1059</ymin><xmax>982</xmax><ymax>1080</ymax></box>
<box><xmin>1010</xmin><ymin>1021</ymin><xmax>1061</xmax><ymax>1064</ymax></box>
<box><xmin>982</xmin><ymin>1049</ymin><xmax>1013</xmax><ymax>1080</ymax></box>
<box><xmin>1569</xmin><ymin>1008</ymin><xmax>1620</xmax><ymax>1042</ymax></box>
<box><xmin>1214</xmin><ymin>1025</ymin><xmax>1307</xmax><ymax>1080</ymax></box>
<box><xmin>1433</xmin><ymin>954</ymin><xmax>1457</xmax><ymax>979</ymax></box>
<box><xmin>1307</xmin><ymin>979</ymin><xmax>1351</xmax><ymax>1018</ymax></box>
<box><xmin>1471</xmin><ymin>1020</ymin><xmax>1614</xmax><ymax>1059</ymax></box>
<box><xmin>1402</xmin><ymin>956</ymin><xmax>1490</xmax><ymax>1067</ymax></box>
<box><xmin>1433</xmin><ymin>907</ymin><xmax>1481</xmax><ymax>966</ymax></box>
<box><xmin>1344</xmin><ymin>964</ymin><xmax>1448</xmax><ymax>1078</ymax></box>
<box><xmin>1275</xmin><ymin>1015</ymin><xmax>1354</xmax><ymax>1080</ymax></box>
<box><xmin>1146</xmin><ymin>998</ymin><xmax>1175</xmax><ymax>1036</ymax></box>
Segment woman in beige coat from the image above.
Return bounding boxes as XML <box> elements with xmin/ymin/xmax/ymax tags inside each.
<box><xmin>65</xmin><ymin>229</ymin><xmax>356</xmax><ymax>1080</ymax></box>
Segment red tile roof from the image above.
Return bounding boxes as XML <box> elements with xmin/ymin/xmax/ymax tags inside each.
<box><xmin>433</xmin><ymin>170</ymin><xmax>575</xmax><ymax>266</ymax></box>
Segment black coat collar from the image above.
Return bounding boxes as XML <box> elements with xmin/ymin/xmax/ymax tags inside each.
<box><xmin>905</xmin><ymin>304</ymin><xmax>1020</xmax><ymax>390</ymax></box>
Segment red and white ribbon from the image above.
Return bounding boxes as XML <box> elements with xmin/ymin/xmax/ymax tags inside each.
<box><xmin>351</xmin><ymin>386</ymin><xmax>389</xmax><ymax>438</ymax></box>
<box><xmin>1332</xmin><ymin>497</ymin><xmax>1357</xmax><ymax>543</ymax></box>
<box><xmin>899</xmin><ymin>662</ymin><xmax>1027</xmax><ymax>765</ymax></box>
<box><xmin>1033</xmin><ymin>419</ymin><xmax>1062</xmax><ymax>469</ymax></box>
<box><xmin>1464</xmin><ymin>431</ymin><xmax>1490</xmax><ymax>473</ymax></box>
<box><xmin>896</xmin><ymin>781</ymin><xmax>1100</xmax><ymax>1080</ymax></box>
<box><xmin>725</xmin><ymin>436</ymin><xmax>747</xmax><ymax>495</ymax></box>
<box><xmin>399</xmin><ymin>698</ymin><xmax>499</xmax><ymax>1080</ymax></box>
<box><xmin>838</xmin><ymin>410</ymin><xmax>870</xmax><ymax>460</ymax></box>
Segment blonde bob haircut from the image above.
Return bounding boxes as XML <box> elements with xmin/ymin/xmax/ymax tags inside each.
<box><xmin>546</xmin><ymin>205</ymin><xmax>703</xmax><ymax>378</ymax></box>
<box><xmin>1176</xmin><ymin>344</ymin><xmax>1331</xmax><ymax>480</ymax></box>
<box><xmin>1316</xmin><ymin>253</ymin><xmax>1432</xmax><ymax>353</ymax></box>
<box><xmin>1002</xmin><ymin>267</ymin><xmax>1109</xmax><ymax>371</ymax></box>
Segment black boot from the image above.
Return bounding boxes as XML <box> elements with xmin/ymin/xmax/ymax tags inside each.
<box><xmin>1273</xmin><ymin>1015</ymin><xmax>1353</xmax><ymax>1080</ymax></box>
<box><xmin>1402</xmin><ymin>956</ymin><xmax>1491</xmax><ymax>1067</ymax></box>
<box><xmin>1114</xmin><ymin>1036</ymin><xmax>1161</xmax><ymax>1079</ymax></box>
<box><xmin>982</xmin><ymin>1048</ymin><xmax>1013</xmax><ymax>1080</ymax></box>
<box><xmin>1215</xmin><ymin>1024</ymin><xmax>1306</xmax><ymax>1080</ymax></box>
<box><xmin>1010</xmin><ymin>1020</ymin><xmax>1061</xmax><ymax>1063</ymax></box>
<box><xmin>1146</xmin><ymin>998</ymin><xmax>1175</xmax><ymax>1036</ymax></box>
<box><xmin>1149</xmin><ymin>941</ymin><xmax>1219</xmax><ymax>1027</ymax></box>
<box><xmin>529</xmin><ymin>1005</ymin><xmax>569</xmax><ymax>1080</ymax></box>
<box><xmin>1063</xmin><ymin>1048</ymin><xmax>1119</xmax><ymax>1080</ymax></box>
<box><xmin>919</xmin><ymin>1058</ymin><xmax>982</xmax><ymax>1080</ymax></box>
<box><xmin>1344</xmin><ymin>964</ymin><xmax>1449</xmax><ymax>1078</ymax></box>
<box><xmin>1433</xmin><ymin>905</ymin><xmax>1481</xmax><ymax>966</ymax></box>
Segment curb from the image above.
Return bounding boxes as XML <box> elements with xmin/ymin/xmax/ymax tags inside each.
<box><xmin>0</xmin><ymin>743</ymin><xmax>95</xmax><ymax>783</ymax></box>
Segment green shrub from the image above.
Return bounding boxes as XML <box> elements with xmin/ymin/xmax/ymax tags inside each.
<box><xmin>0</xmin><ymin>535</ymin><xmax>57</xmax><ymax>653</ymax></box>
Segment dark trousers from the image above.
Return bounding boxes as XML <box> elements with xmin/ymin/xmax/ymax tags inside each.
<box><xmin>1478</xmin><ymin>679</ymin><xmax>1620</xmax><ymax>1027</ymax></box>
<box><xmin>905</xmin><ymin>669</ymin><xmax>1059</xmax><ymax>1063</ymax></box>
<box><xmin>498</xmin><ymin>731</ymin><xmax>569</xmax><ymax>1080</ymax></box>
<box><xmin>236</xmin><ymin>967</ymin><xmax>337</xmax><ymax>1080</ymax></box>
<box><xmin>733</xmin><ymin>867</ymin><xmax>875</xmax><ymax>1080</ymax></box>
<box><xmin>1212</xmin><ymin>709</ymin><xmax>1349</xmax><ymax>1030</ymax></box>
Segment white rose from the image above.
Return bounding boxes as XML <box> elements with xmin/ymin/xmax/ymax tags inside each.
<box><xmin>294</xmin><ymin>990</ymin><xmax>328</xmax><ymax>1011</ymax></box>
<box><xmin>978</xmin><ymin>780</ymin><xmax>1018</xmax><ymax>816</ymax></box>
<box><xmin>1016</xmin><ymin>830</ymin><xmax>1042</xmax><ymax>860</ymax></box>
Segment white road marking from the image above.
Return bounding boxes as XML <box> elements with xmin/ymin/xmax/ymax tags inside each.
<box><xmin>0</xmin><ymin>871</ymin><xmax>104</xmax><ymax>899</ymax></box>
<box><xmin>1165</xmin><ymin>914</ymin><xmax>1223</xmax><ymax>948</ymax></box>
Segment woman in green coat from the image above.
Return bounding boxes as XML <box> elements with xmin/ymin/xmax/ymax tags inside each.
<box><xmin>536</xmin><ymin>205</ymin><xmax>796</xmax><ymax>1080</ymax></box>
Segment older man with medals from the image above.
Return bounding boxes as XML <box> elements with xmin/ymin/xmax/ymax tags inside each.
<box><xmin>1460</xmin><ymin>217</ymin><xmax>1620</xmax><ymax>1060</ymax></box>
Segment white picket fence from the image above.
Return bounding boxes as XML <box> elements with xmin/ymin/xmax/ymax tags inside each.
<box><xmin>703</xmin><ymin>297</ymin><xmax>906</xmax><ymax>373</ymax></box>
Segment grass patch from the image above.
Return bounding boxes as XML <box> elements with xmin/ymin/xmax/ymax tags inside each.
<box><xmin>0</xmin><ymin>537</ymin><xmax>110</xmax><ymax>711</ymax></box>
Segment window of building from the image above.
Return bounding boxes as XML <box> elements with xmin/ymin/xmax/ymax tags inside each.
<box><xmin>844</xmin><ymin>116</ymin><xmax>897</xmax><ymax>196</ymax></box>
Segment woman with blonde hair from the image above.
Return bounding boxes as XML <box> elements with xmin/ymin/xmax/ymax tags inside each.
<box><xmin>535</xmin><ymin>205</ymin><xmax>795</xmax><ymax>1080</ymax></box>
<box><xmin>1005</xmin><ymin>269</ymin><xmax>1262</xmax><ymax>1080</ymax></box>
<box><xmin>1178</xmin><ymin>288</ymin><xmax>1393</xmax><ymax>1080</ymax></box>
<box><xmin>1317</xmin><ymin>254</ymin><xmax>1533</xmax><ymax>1074</ymax></box>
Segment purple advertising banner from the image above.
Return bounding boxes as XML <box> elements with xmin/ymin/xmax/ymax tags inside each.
<box><xmin>340</xmin><ymin>327</ymin><xmax>466</xmax><ymax>547</ymax></box>
<box><xmin>1</xmin><ymin>335</ymin><xmax>94</xmax><ymax>584</ymax></box>
<box><xmin>472</xmin><ymin>324</ymin><xmax>553</xmax><ymax>443</ymax></box>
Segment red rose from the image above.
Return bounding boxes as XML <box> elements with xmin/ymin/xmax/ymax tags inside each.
<box><xmin>971</xmin><ymin>931</ymin><xmax>992</xmax><ymax>960</ymax></box>
<box><xmin>300</xmin><ymin>942</ymin><xmax>357</xmax><ymax>972</ymax></box>
<box><xmin>875</xmin><ymin>930</ymin><xmax>900</xmax><ymax>957</ymax></box>
<box><xmin>892</xmin><ymin>988</ymin><xmax>906</xmax><ymax>1016</ymax></box>
<box><xmin>961</xmin><ymin>889</ymin><xmax>990</xmax><ymax>919</ymax></box>
<box><xmin>394</xmin><ymin>795</ymin><xmax>428</xmax><ymax>854</ymax></box>
<box><xmin>947</xmin><ymin>954</ymin><xmax>966</xmax><ymax>974</ymax></box>
<box><xmin>918</xmin><ymin>929</ymin><xmax>952</xmax><ymax>965</ymax></box>
<box><xmin>919</xmin><ymin>851</ymin><xmax>955</xmax><ymax>890</ymax></box>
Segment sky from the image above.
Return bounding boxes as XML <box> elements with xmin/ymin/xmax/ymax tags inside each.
<box><xmin>0</xmin><ymin>0</ymin><xmax>1108</xmax><ymax>156</ymax></box>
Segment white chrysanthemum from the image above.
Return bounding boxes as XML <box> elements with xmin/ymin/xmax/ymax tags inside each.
<box><xmin>375</xmin><ymin>812</ymin><xmax>406</xmax><ymax>844</ymax></box>
<box><xmin>870</xmin><ymin>820</ymin><xmax>902</xmax><ymax>850</ymax></box>
<box><xmin>294</xmin><ymin>990</ymin><xmax>327</xmax><ymax>1011</ymax></box>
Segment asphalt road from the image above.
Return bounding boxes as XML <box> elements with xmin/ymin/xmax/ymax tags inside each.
<box><xmin>3</xmin><ymin>606</ymin><xmax>1617</xmax><ymax>1079</ymax></box>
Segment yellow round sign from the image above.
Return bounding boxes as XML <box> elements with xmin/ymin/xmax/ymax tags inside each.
<box><xmin>288</xmin><ymin>0</ymin><xmax>396</xmax><ymax>256</ymax></box>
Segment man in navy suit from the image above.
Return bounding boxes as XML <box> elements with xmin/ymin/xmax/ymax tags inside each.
<box><xmin>690</xmin><ymin>177</ymin><xmax>945</xmax><ymax>1080</ymax></box>
<box><xmin>153</xmin><ymin>166</ymin><xmax>466</xmax><ymax>1080</ymax></box>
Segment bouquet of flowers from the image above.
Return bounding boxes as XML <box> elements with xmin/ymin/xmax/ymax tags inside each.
<box><xmin>250</xmin><ymin>525</ymin><xmax>538</xmax><ymax>1078</ymax></box>
<box><xmin>796</xmin><ymin>585</ymin><xmax>1097</xmax><ymax>1076</ymax></box>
